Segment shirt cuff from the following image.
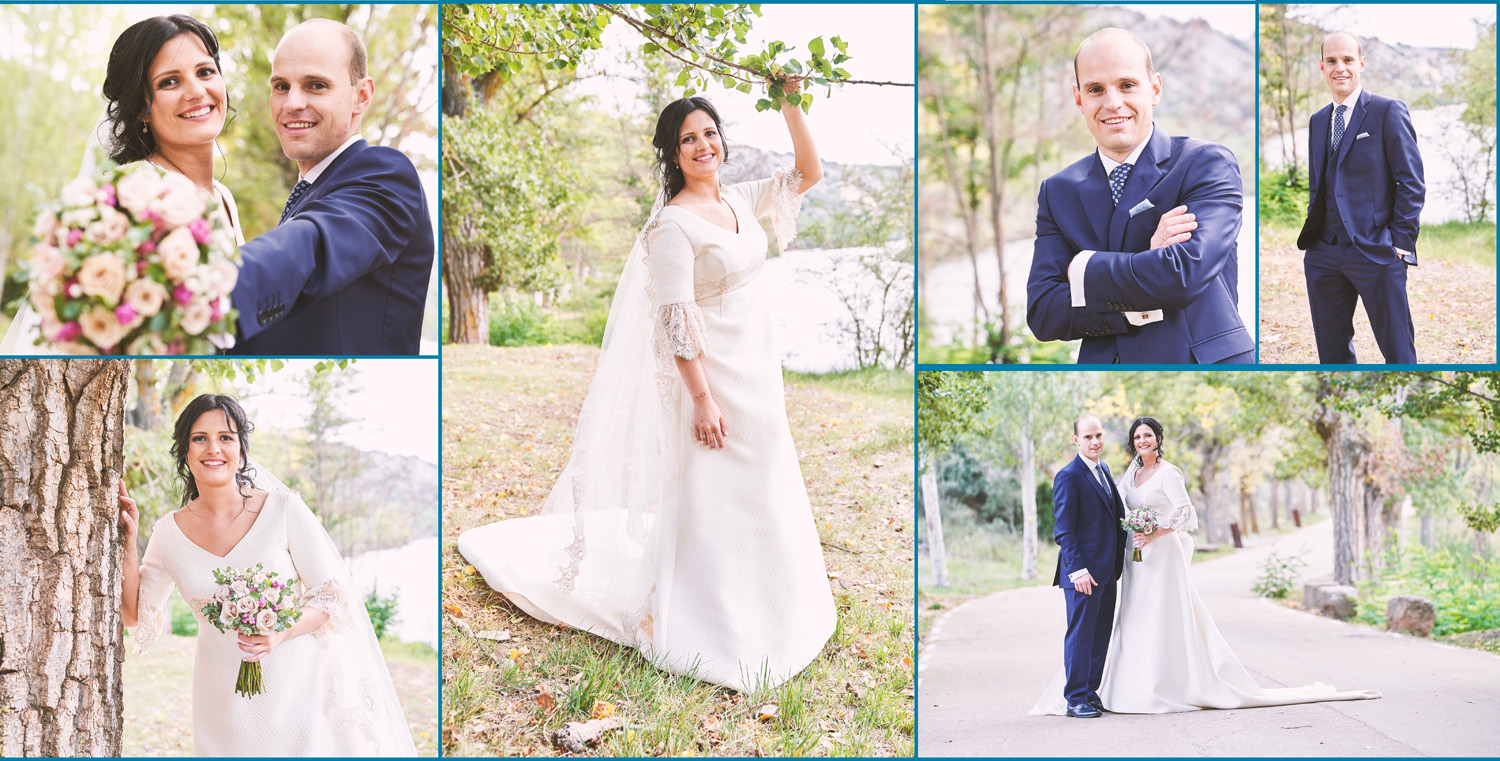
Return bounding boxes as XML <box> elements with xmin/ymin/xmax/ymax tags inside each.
<box><xmin>1068</xmin><ymin>250</ymin><xmax>1096</xmax><ymax>308</ymax></box>
<box><xmin>1125</xmin><ymin>310</ymin><xmax>1164</xmax><ymax>326</ymax></box>
<box><xmin>1068</xmin><ymin>568</ymin><xmax>1092</xmax><ymax>583</ymax></box>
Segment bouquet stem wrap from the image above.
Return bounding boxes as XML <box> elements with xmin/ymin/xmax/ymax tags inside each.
<box><xmin>236</xmin><ymin>661</ymin><xmax>265</xmax><ymax>698</ymax></box>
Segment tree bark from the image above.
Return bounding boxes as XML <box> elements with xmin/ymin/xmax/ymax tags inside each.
<box><xmin>0</xmin><ymin>359</ymin><xmax>131</xmax><ymax>757</ymax></box>
<box><xmin>1020</xmin><ymin>405</ymin><xmax>1037</xmax><ymax>581</ymax></box>
<box><xmin>1315</xmin><ymin>382</ymin><xmax>1368</xmax><ymax>586</ymax></box>
<box><xmin>921</xmin><ymin>468</ymin><xmax>948</xmax><ymax>588</ymax></box>
<box><xmin>444</xmin><ymin>230</ymin><xmax>490</xmax><ymax>344</ymax></box>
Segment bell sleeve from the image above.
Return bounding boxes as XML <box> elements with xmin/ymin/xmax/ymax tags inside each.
<box><xmin>282</xmin><ymin>492</ymin><xmax>354</xmax><ymax>635</ymax></box>
<box><xmin>643</xmin><ymin>217</ymin><xmax>708</xmax><ymax>364</ymax></box>
<box><xmin>729</xmin><ymin>167</ymin><xmax>805</xmax><ymax>250</ymax></box>
<box><xmin>1161</xmin><ymin>465</ymin><xmax>1199</xmax><ymax>532</ymax></box>
<box><xmin>132</xmin><ymin>518</ymin><xmax>176</xmax><ymax>655</ymax></box>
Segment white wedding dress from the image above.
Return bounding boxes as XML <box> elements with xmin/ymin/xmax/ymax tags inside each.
<box><xmin>1031</xmin><ymin>461</ymin><xmax>1381</xmax><ymax>714</ymax></box>
<box><xmin>0</xmin><ymin>165</ymin><xmax>243</xmax><ymax>355</ymax></box>
<box><xmin>134</xmin><ymin>490</ymin><xmax>416</xmax><ymax>755</ymax></box>
<box><xmin>458</xmin><ymin>168</ymin><xmax>836</xmax><ymax>691</ymax></box>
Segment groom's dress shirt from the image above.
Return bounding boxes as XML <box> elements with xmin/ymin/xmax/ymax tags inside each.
<box><xmin>230</xmin><ymin>136</ymin><xmax>435</xmax><ymax>355</ymax></box>
<box><xmin>300</xmin><ymin>133</ymin><xmax>363</xmax><ymax>184</ymax></box>
<box><xmin>1026</xmin><ymin>123</ymin><xmax>1253</xmax><ymax>364</ymax></box>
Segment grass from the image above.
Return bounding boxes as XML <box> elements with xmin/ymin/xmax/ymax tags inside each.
<box><xmin>441</xmin><ymin>344</ymin><xmax>914</xmax><ymax>757</ymax></box>
<box><xmin>1259</xmin><ymin>219</ymin><xmax>1497</xmax><ymax>363</ymax></box>
<box><xmin>121</xmin><ymin>618</ymin><xmax>439</xmax><ymax>756</ymax></box>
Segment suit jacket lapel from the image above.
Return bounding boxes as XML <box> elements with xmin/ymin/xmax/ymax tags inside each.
<box><xmin>1108</xmin><ymin>125</ymin><xmax>1169</xmax><ymax>251</ymax></box>
<box><xmin>282</xmin><ymin>139</ymin><xmax>370</xmax><ymax>225</ymax></box>
<box><xmin>1080</xmin><ymin>456</ymin><xmax>1111</xmax><ymax>505</ymax></box>
<box><xmin>1080</xmin><ymin>159</ymin><xmax>1112</xmax><ymax>248</ymax></box>
<box><xmin>1333</xmin><ymin>90</ymin><xmax>1370</xmax><ymax>169</ymax></box>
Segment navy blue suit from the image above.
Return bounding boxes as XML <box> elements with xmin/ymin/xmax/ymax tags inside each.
<box><xmin>1027</xmin><ymin>126</ymin><xmax>1254</xmax><ymax>364</ymax></box>
<box><xmin>1051</xmin><ymin>454</ymin><xmax>1127</xmax><ymax>708</ymax></box>
<box><xmin>230</xmin><ymin>139</ymin><xmax>434</xmax><ymax>355</ymax></box>
<box><xmin>1297</xmin><ymin>89</ymin><xmax>1424</xmax><ymax>364</ymax></box>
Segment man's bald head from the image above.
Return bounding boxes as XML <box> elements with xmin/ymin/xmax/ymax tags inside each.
<box><xmin>1321</xmin><ymin>30</ymin><xmax>1363</xmax><ymax>60</ymax></box>
<box><xmin>1073</xmin><ymin>27</ymin><xmax>1156</xmax><ymax>86</ymax></box>
<box><xmin>279</xmin><ymin>18</ymin><xmax>367</xmax><ymax>85</ymax></box>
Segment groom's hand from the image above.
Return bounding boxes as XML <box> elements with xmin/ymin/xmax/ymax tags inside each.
<box><xmin>1151</xmin><ymin>205</ymin><xmax>1196</xmax><ymax>249</ymax></box>
<box><xmin>1072</xmin><ymin>572</ymin><xmax>1096</xmax><ymax>596</ymax></box>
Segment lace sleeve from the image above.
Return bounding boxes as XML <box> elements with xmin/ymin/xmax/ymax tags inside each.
<box><xmin>641</xmin><ymin>217</ymin><xmax>708</xmax><ymax>362</ymax></box>
<box><xmin>653</xmin><ymin>302</ymin><xmax>709</xmax><ymax>363</ymax></box>
<box><xmin>300</xmin><ymin>577</ymin><xmax>354</xmax><ymax>635</ymax></box>
<box><xmin>735</xmin><ymin>167</ymin><xmax>805</xmax><ymax>250</ymax></box>
<box><xmin>132</xmin><ymin>518</ymin><xmax>176</xmax><ymax>655</ymax></box>
<box><xmin>1161</xmin><ymin>464</ymin><xmax>1198</xmax><ymax>532</ymax></box>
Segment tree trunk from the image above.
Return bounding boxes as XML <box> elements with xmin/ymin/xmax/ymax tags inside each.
<box><xmin>128</xmin><ymin>360</ymin><xmax>162</xmax><ymax>431</ymax></box>
<box><xmin>1269</xmin><ymin>479</ymin><xmax>1280</xmax><ymax>530</ymax></box>
<box><xmin>1315</xmin><ymin>383</ymin><xmax>1368</xmax><ymax>586</ymax></box>
<box><xmin>0</xmin><ymin>359</ymin><xmax>131</xmax><ymax>757</ymax></box>
<box><xmin>974</xmin><ymin>5</ymin><xmax>1014</xmax><ymax>351</ymax></box>
<box><xmin>1420</xmin><ymin>512</ymin><xmax>1434</xmax><ymax>548</ymax></box>
<box><xmin>444</xmin><ymin>233</ymin><xmax>490</xmax><ymax>344</ymax></box>
<box><xmin>921</xmin><ymin>468</ymin><xmax>948</xmax><ymax>587</ymax></box>
<box><xmin>1020</xmin><ymin>406</ymin><xmax>1037</xmax><ymax>581</ymax></box>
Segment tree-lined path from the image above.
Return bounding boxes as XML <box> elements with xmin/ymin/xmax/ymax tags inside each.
<box><xmin>918</xmin><ymin>517</ymin><xmax>1500</xmax><ymax>756</ymax></box>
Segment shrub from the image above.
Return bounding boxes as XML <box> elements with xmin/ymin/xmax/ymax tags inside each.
<box><xmin>1258</xmin><ymin>163</ymin><xmax>1311</xmax><ymax>228</ymax></box>
<box><xmin>1356</xmin><ymin>543</ymin><xmax>1500</xmax><ymax>636</ymax></box>
<box><xmin>1252</xmin><ymin>547</ymin><xmax>1308</xmax><ymax>599</ymax></box>
<box><xmin>366</xmin><ymin>588</ymin><xmax>400</xmax><ymax>640</ymax></box>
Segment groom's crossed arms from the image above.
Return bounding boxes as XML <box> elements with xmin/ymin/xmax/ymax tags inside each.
<box><xmin>1026</xmin><ymin>133</ymin><xmax>1252</xmax><ymax>364</ymax></box>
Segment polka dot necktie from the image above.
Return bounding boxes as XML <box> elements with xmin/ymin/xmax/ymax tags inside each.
<box><xmin>279</xmin><ymin>180</ymin><xmax>311</xmax><ymax>224</ymax></box>
<box><xmin>1110</xmin><ymin>163</ymin><xmax>1132</xmax><ymax>207</ymax></box>
<box><xmin>1332</xmin><ymin>104</ymin><xmax>1347</xmax><ymax>153</ymax></box>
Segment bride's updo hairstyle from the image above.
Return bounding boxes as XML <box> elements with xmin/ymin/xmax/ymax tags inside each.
<box><xmin>102</xmin><ymin>14</ymin><xmax>230</xmax><ymax>164</ymax></box>
<box><xmin>171</xmin><ymin>393</ymin><xmax>258</xmax><ymax>507</ymax></box>
<box><xmin>1126</xmin><ymin>415</ymin><xmax>1167</xmax><ymax>467</ymax></box>
<box><xmin>652</xmin><ymin>96</ymin><xmax>731</xmax><ymax>202</ymax></box>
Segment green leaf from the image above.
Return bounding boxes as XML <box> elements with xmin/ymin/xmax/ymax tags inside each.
<box><xmin>594</xmin><ymin>13</ymin><xmax>608</xmax><ymax>30</ymax></box>
<box><xmin>675</xmin><ymin>69</ymin><xmax>689</xmax><ymax>87</ymax></box>
<box><xmin>809</xmin><ymin>37</ymin><xmax>824</xmax><ymax>57</ymax></box>
<box><xmin>785</xmin><ymin>91</ymin><xmax>802</xmax><ymax>106</ymax></box>
<box><xmin>756</xmin><ymin>98</ymin><xmax>772</xmax><ymax>112</ymax></box>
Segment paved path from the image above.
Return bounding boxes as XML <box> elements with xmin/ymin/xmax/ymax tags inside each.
<box><xmin>917</xmin><ymin>518</ymin><xmax>1500</xmax><ymax>756</ymax></box>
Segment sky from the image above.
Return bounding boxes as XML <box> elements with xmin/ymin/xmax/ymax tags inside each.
<box><xmin>578</xmin><ymin>4</ymin><xmax>915</xmax><ymax>166</ymax></box>
<box><xmin>1291</xmin><ymin>3</ymin><xmax>1495</xmax><ymax>50</ymax></box>
<box><xmin>233</xmin><ymin>359</ymin><xmax>439</xmax><ymax>465</ymax></box>
<box><xmin>1107</xmin><ymin>3</ymin><xmax>1257</xmax><ymax>41</ymax></box>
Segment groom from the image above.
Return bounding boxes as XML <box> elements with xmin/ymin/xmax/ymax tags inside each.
<box><xmin>230</xmin><ymin>19</ymin><xmax>434</xmax><ymax>355</ymax></box>
<box><xmin>1051</xmin><ymin>414</ymin><xmax>1127</xmax><ymax>718</ymax></box>
<box><xmin>1026</xmin><ymin>28</ymin><xmax>1253</xmax><ymax>364</ymax></box>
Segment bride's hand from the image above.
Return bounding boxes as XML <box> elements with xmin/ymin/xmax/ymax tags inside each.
<box><xmin>1133</xmin><ymin>530</ymin><xmax>1156</xmax><ymax>549</ymax></box>
<box><xmin>118</xmin><ymin>481</ymin><xmax>139</xmax><ymax>543</ymax></box>
<box><xmin>238</xmin><ymin>632</ymin><xmax>285</xmax><ymax>662</ymax></box>
<box><xmin>692</xmin><ymin>394</ymin><xmax>727</xmax><ymax>449</ymax></box>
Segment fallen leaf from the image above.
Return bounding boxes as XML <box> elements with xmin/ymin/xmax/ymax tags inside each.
<box><xmin>445</xmin><ymin>603</ymin><xmax>466</xmax><ymax>618</ymax></box>
<box><xmin>476</xmin><ymin>629</ymin><xmax>511</xmax><ymax>642</ymax></box>
<box><xmin>591</xmin><ymin>700</ymin><xmax>615</xmax><ymax>719</ymax></box>
<box><xmin>754</xmin><ymin>703</ymin><xmax>779</xmax><ymax>722</ymax></box>
<box><xmin>536</xmin><ymin>682</ymin><xmax>556</xmax><ymax>711</ymax></box>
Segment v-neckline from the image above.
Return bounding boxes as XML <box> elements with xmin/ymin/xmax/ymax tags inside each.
<box><xmin>1133</xmin><ymin>464</ymin><xmax>1162</xmax><ymax>489</ymax></box>
<box><xmin>667</xmin><ymin>195</ymin><xmax>741</xmax><ymax>235</ymax></box>
<box><xmin>170</xmin><ymin>492</ymin><xmax>274</xmax><ymax>559</ymax></box>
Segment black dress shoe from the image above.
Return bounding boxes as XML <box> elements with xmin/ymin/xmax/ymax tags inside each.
<box><xmin>1089</xmin><ymin>697</ymin><xmax>1106</xmax><ymax>712</ymax></box>
<box><xmin>1066</xmin><ymin>703</ymin><xmax>1102</xmax><ymax>718</ymax></box>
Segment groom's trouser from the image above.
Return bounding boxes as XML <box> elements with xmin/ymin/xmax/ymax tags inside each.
<box><xmin>1061</xmin><ymin>580</ymin><xmax>1117</xmax><ymax>706</ymax></box>
<box><xmin>1304</xmin><ymin>236</ymin><xmax>1417</xmax><ymax>364</ymax></box>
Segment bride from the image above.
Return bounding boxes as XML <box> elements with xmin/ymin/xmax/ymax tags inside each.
<box><xmin>1</xmin><ymin>14</ymin><xmax>242</xmax><ymax>353</ymax></box>
<box><xmin>457</xmin><ymin>82</ymin><xmax>835</xmax><ymax>691</ymax></box>
<box><xmin>1032</xmin><ymin>416</ymin><xmax>1381</xmax><ymax>714</ymax></box>
<box><xmin>118</xmin><ymin>394</ymin><xmax>416</xmax><ymax>755</ymax></box>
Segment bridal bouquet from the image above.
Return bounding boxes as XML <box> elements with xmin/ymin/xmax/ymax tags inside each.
<box><xmin>199</xmin><ymin>563</ymin><xmax>302</xmax><ymax>698</ymax></box>
<box><xmin>22</xmin><ymin>162</ymin><xmax>239</xmax><ymax>354</ymax></box>
<box><xmin>1120</xmin><ymin>507</ymin><xmax>1159</xmax><ymax>562</ymax></box>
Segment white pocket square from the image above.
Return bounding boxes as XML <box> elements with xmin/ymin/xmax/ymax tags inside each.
<box><xmin>1129</xmin><ymin>199</ymin><xmax>1155</xmax><ymax>218</ymax></box>
<box><xmin>1356</xmin><ymin>132</ymin><xmax>1371</xmax><ymax>140</ymax></box>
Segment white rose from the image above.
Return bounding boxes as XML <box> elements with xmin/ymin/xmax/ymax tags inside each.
<box><xmin>77</xmin><ymin>254</ymin><xmax>127</xmax><ymax>302</ymax></box>
<box><xmin>78</xmin><ymin>306</ymin><xmax>128</xmax><ymax>351</ymax></box>
<box><xmin>152</xmin><ymin>173</ymin><xmax>207</xmax><ymax>228</ymax></box>
<box><xmin>179</xmin><ymin>298</ymin><xmax>213</xmax><ymax>336</ymax></box>
<box><xmin>29</xmin><ymin>243</ymin><xmax>65</xmax><ymax>284</ymax></box>
<box><xmin>61</xmin><ymin>207</ymin><xmax>98</xmax><ymax>229</ymax></box>
<box><xmin>235</xmin><ymin>597</ymin><xmax>257</xmax><ymax>615</ymax></box>
<box><xmin>229</xmin><ymin>579</ymin><xmax>249</xmax><ymax>597</ymax></box>
<box><xmin>61</xmin><ymin>177</ymin><xmax>97</xmax><ymax>208</ymax></box>
<box><xmin>214</xmin><ymin>584</ymin><xmax>232</xmax><ymax>602</ymax></box>
<box><xmin>33</xmin><ymin>211</ymin><xmax>59</xmax><ymax>243</ymax></box>
<box><xmin>263</xmin><ymin>588</ymin><xmax>281</xmax><ymax>606</ymax></box>
<box><xmin>157</xmin><ymin>227</ymin><xmax>200</xmax><ymax>282</ymax></box>
<box><xmin>124</xmin><ymin>279</ymin><xmax>169</xmax><ymax>318</ymax></box>
<box><xmin>86</xmin><ymin>207</ymin><xmax>131</xmax><ymax>246</ymax></box>
<box><xmin>209</xmin><ymin>260</ymin><xmax>239</xmax><ymax>298</ymax></box>
<box><xmin>115</xmin><ymin>166</ymin><xmax>165</xmax><ymax>217</ymax></box>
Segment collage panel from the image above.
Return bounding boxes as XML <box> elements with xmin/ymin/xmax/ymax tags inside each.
<box><xmin>1</xmin><ymin>357</ymin><xmax>438</xmax><ymax>756</ymax></box>
<box><xmin>0</xmin><ymin>4</ymin><xmax>440</xmax><ymax>357</ymax></box>
<box><xmin>1257</xmin><ymin>4</ymin><xmax>1497</xmax><ymax>365</ymax></box>
<box><xmin>917</xmin><ymin>369</ymin><xmax>1500</xmax><ymax>755</ymax></box>
<box><xmin>918</xmin><ymin>4</ymin><xmax>1255</xmax><ymax>365</ymax></box>
<box><xmin>440</xmin><ymin>3</ymin><xmax>915</xmax><ymax>757</ymax></box>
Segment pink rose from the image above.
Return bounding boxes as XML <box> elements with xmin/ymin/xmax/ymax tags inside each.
<box><xmin>32</xmin><ymin>211</ymin><xmax>58</xmax><ymax>243</ymax></box>
<box><xmin>230</xmin><ymin>579</ymin><xmax>249</xmax><ymax>597</ymax></box>
<box><xmin>179</xmin><ymin>298</ymin><xmax>213</xmax><ymax>336</ymax></box>
<box><xmin>188</xmin><ymin>218</ymin><xmax>211</xmax><ymax>245</ymax></box>
<box><xmin>235</xmin><ymin>597</ymin><xmax>257</xmax><ymax>615</ymax></box>
<box><xmin>152</xmin><ymin>173</ymin><xmax>207</xmax><ymax>228</ymax></box>
<box><xmin>77</xmin><ymin>254</ymin><xmax>127</xmax><ymax>302</ymax></box>
<box><xmin>86</xmin><ymin>207</ymin><xmax>131</xmax><ymax>246</ymax></box>
<box><xmin>124</xmin><ymin>279</ymin><xmax>169</xmax><ymax>318</ymax></box>
<box><xmin>65</xmin><ymin>229</ymin><xmax>83</xmax><ymax>248</ymax></box>
<box><xmin>214</xmin><ymin>584</ymin><xmax>232</xmax><ymax>602</ymax></box>
<box><xmin>255</xmin><ymin>609</ymin><xmax>279</xmax><ymax>634</ymax></box>
<box><xmin>173</xmin><ymin>283</ymin><xmax>193</xmax><ymax>306</ymax></box>
<box><xmin>54</xmin><ymin>320</ymin><xmax>83</xmax><ymax>343</ymax></box>
<box><xmin>115</xmin><ymin>303</ymin><xmax>138</xmax><ymax>326</ymax></box>
<box><xmin>61</xmin><ymin>177</ymin><xmax>97</xmax><ymax>208</ymax></box>
<box><xmin>209</xmin><ymin>260</ymin><xmax>239</xmax><ymax>298</ymax></box>
<box><xmin>263</xmin><ymin>588</ymin><xmax>281</xmax><ymax>606</ymax></box>
<box><xmin>29</xmin><ymin>243</ymin><xmax>65</xmax><ymax>283</ymax></box>
<box><xmin>96</xmin><ymin>184</ymin><xmax>117</xmax><ymax>207</ymax></box>
<box><xmin>78</xmin><ymin>306</ymin><xmax>128</xmax><ymax>350</ymax></box>
<box><xmin>115</xmin><ymin>166</ymin><xmax>165</xmax><ymax>217</ymax></box>
<box><xmin>157</xmin><ymin>226</ymin><xmax>200</xmax><ymax>282</ymax></box>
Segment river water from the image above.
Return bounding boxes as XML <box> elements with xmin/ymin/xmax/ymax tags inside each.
<box><xmin>346</xmin><ymin>536</ymin><xmax>439</xmax><ymax>649</ymax></box>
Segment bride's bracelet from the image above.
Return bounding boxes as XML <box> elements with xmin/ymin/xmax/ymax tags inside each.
<box><xmin>692</xmin><ymin>390</ymin><xmax>711</xmax><ymax>400</ymax></box>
